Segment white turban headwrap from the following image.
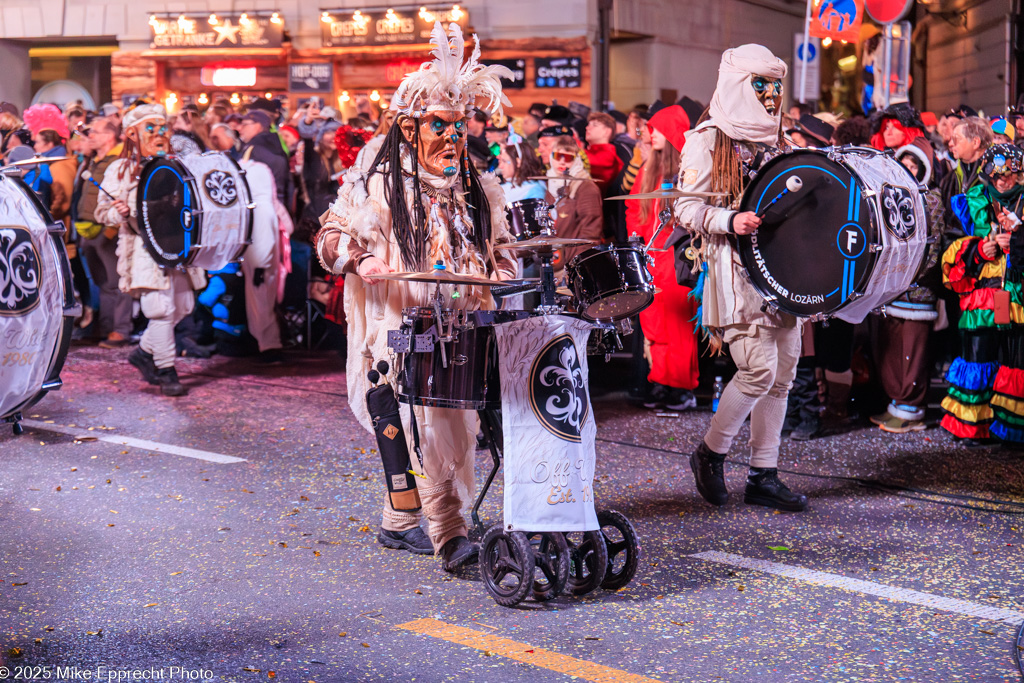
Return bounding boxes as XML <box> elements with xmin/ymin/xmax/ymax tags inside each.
<box><xmin>709</xmin><ymin>44</ymin><xmax>787</xmax><ymax>145</ymax></box>
<box><xmin>122</xmin><ymin>103</ymin><xmax>166</xmax><ymax>130</ymax></box>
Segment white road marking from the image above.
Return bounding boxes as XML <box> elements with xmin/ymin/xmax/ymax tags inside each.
<box><xmin>21</xmin><ymin>420</ymin><xmax>247</xmax><ymax>465</ymax></box>
<box><xmin>691</xmin><ymin>551</ymin><xmax>1024</xmax><ymax>626</ymax></box>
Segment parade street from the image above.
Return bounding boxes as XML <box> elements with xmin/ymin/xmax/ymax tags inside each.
<box><xmin>0</xmin><ymin>346</ymin><xmax>1021</xmax><ymax>682</ymax></box>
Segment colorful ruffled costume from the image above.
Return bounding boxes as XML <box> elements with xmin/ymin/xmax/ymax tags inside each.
<box><xmin>941</xmin><ymin>146</ymin><xmax>1024</xmax><ymax>442</ymax></box>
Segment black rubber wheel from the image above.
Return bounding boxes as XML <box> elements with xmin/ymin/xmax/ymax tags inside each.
<box><xmin>565</xmin><ymin>530</ymin><xmax>609</xmax><ymax>596</ymax></box>
<box><xmin>480</xmin><ymin>526</ymin><xmax>534</xmax><ymax>607</ymax></box>
<box><xmin>12</xmin><ymin>422</ymin><xmax>24</xmax><ymax>436</ymax></box>
<box><xmin>527</xmin><ymin>532</ymin><xmax>570</xmax><ymax>601</ymax></box>
<box><xmin>598</xmin><ymin>510</ymin><xmax>641</xmax><ymax>590</ymax></box>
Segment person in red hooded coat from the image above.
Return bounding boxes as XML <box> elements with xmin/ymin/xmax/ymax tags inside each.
<box><xmin>626</xmin><ymin>104</ymin><xmax>700</xmax><ymax>410</ymax></box>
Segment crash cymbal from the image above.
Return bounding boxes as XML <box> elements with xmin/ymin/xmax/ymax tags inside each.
<box><xmin>374</xmin><ymin>269</ymin><xmax>538</xmax><ymax>287</ymax></box>
<box><xmin>495</xmin><ymin>236</ymin><xmax>597</xmax><ymax>252</ymax></box>
<box><xmin>605</xmin><ymin>189</ymin><xmax>729</xmax><ymax>200</ymax></box>
<box><xmin>2</xmin><ymin>155</ymin><xmax>74</xmax><ymax>168</ymax></box>
<box><xmin>525</xmin><ymin>175</ymin><xmax>589</xmax><ymax>182</ymax></box>
<box><xmin>557</xmin><ymin>286</ymin><xmax>661</xmax><ymax>297</ymax></box>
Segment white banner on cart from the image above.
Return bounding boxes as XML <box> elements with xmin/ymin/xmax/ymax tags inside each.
<box><xmin>493</xmin><ymin>316</ymin><xmax>598</xmax><ymax>532</ymax></box>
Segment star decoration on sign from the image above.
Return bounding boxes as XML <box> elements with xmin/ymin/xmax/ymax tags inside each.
<box><xmin>213</xmin><ymin>19</ymin><xmax>241</xmax><ymax>45</ymax></box>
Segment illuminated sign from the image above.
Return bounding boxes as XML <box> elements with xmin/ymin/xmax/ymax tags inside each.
<box><xmin>483</xmin><ymin>59</ymin><xmax>527</xmax><ymax>90</ymax></box>
<box><xmin>148</xmin><ymin>13</ymin><xmax>284</xmax><ymax>50</ymax></box>
<box><xmin>200</xmin><ymin>67</ymin><xmax>258</xmax><ymax>87</ymax></box>
<box><xmin>534</xmin><ymin>57</ymin><xmax>581</xmax><ymax>88</ymax></box>
<box><xmin>321</xmin><ymin>8</ymin><xmax>468</xmax><ymax>48</ymax></box>
<box><xmin>289</xmin><ymin>63</ymin><xmax>334</xmax><ymax>92</ymax></box>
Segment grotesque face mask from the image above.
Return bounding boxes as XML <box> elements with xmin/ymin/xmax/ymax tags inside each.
<box><xmin>400</xmin><ymin>110</ymin><xmax>467</xmax><ymax>178</ymax></box>
<box><xmin>128</xmin><ymin>119</ymin><xmax>169</xmax><ymax>158</ymax></box>
<box><xmin>750</xmin><ymin>75</ymin><xmax>783</xmax><ymax>116</ymax></box>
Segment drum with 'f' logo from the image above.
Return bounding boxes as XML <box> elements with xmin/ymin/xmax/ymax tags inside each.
<box><xmin>737</xmin><ymin>147</ymin><xmax>926</xmax><ymax>322</ymax></box>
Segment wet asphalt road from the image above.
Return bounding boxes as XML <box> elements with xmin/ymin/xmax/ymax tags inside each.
<box><xmin>1</xmin><ymin>345</ymin><xmax>1023</xmax><ymax>682</ymax></box>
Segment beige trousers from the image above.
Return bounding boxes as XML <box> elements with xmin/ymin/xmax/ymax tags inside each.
<box><xmin>381</xmin><ymin>405</ymin><xmax>479</xmax><ymax>552</ymax></box>
<box><xmin>241</xmin><ymin>243</ymin><xmax>282</xmax><ymax>353</ymax></box>
<box><xmin>139</xmin><ymin>270</ymin><xmax>195</xmax><ymax>369</ymax></box>
<box><xmin>705</xmin><ymin>324</ymin><xmax>801</xmax><ymax>468</ymax></box>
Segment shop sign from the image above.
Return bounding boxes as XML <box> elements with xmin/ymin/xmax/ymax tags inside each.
<box><xmin>149</xmin><ymin>14</ymin><xmax>284</xmax><ymax>50</ymax></box>
<box><xmin>483</xmin><ymin>59</ymin><xmax>526</xmax><ymax>90</ymax></box>
<box><xmin>321</xmin><ymin>8</ymin><xmax>468</xmax><ymax>48</ymax></box>
<box><xmin>384</xmin><ymin>60</ymin><xmax>423</xmax><ymax>84</ymax></box>
<box><xmin>809</xmin><ymin>0</ymin><xmax>863</xmax><ymax>44</ymax></box>
<box><xmin>534</xmin><ymin>57</ymin><xmax>581</xmax><ymax>89</ymax></box>
<box><xmin>290</xmin><ymin>63</ymin><xmax>334</xmax><ymax>92</ymax></box>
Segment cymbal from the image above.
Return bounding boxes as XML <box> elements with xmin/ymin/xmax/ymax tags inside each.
<box><xmin>557</xmin><ymin>286</ymin><xmax>662</xmax><ymax>297</ymax></box>
<box><xmin>2</xmin><ymin>155</ymin><xmax>74</xmax><ymax>168</ymax></box>
<box><xmin>526</xmin><ymin>175</ymin><xmax>588</xmax><ymax>182</ymax></box>
<box><xmin>495</xmin><ymin>236</ymin><xmax>597</xmax><ymax>252</ymax></box>
<box><xmin>374</xmin><ymin>269</ymin><xmax>533</xmax><ymax>287</ymax></box>
<box><xmin>605</xmin><ymin>189</ymin><xmax>729</xmax><ymax>200</ymax></box>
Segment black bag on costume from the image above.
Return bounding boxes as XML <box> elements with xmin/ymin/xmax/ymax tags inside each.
<box><xmin>366</xmin><ymin>383</ymin><xmax>422</xmax><ymax>512</ymax></box>
<box><xmin>668</xmin><ymin>224</ymin><xmax>700</xmax><ymax>288</ymax></box>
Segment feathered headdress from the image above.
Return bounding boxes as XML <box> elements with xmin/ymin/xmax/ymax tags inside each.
<box><xmin>23</xmin><ymin>103</ymin><xmax>70</xmax><ymax>140</ymax></box>
<box><xmin>391</xmin><ymin>21</ymin><xmax>512</xmax><ymax>119</ymax></box>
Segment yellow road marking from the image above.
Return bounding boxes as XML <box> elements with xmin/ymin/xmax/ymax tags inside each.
<box><xmin>397</xmin><ymin>618</ymin><xmax>662</xmax><ymax>682</ymax></box>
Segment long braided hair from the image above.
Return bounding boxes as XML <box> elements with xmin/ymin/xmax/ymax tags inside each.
<box><xmin>703</xmin><ymin>110</ymin><xmax>785</xmax><ymax>206</ymax></box>
<box><xmin>368</xmin><ymin>118</ymin><xmax>493</xmax><ymax>272</ymax></box>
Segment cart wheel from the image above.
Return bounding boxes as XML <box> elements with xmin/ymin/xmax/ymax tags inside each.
<box><xmin>480</xmin><ymin>526</ymin><xmax>535</xmax><ymax>607</ymax></box>
<box><xmin>598</xmin><ymin>510</ymin><xmax>640</xmax><ymax>590</ymax></box>
<box><xmin>527</xmin><ymin>532</ymin><xmax>570</xmax><ymax>602</ymax></box>
<box><xmin>12</xmin><ymin>422</ymin><xmax>24</xmax><ymax>436</ymax></box>
<box><xmin>565</xmin><ymin>531</ymin><xmax>609</xmax><ymax>596</ymax></box>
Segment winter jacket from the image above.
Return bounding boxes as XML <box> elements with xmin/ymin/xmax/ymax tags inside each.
<box><xmin>242</xmin><ymin>131</ymin><xmax>290</xmax><ymax>204</ymax></box>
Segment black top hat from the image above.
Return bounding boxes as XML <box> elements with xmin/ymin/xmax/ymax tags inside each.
<box><xmin>538</xmin><ymin>124</ymin><xmax>573</xmax><ymax>139</ymax></box>
<box><xmin>794</xmin><ymin>114</ymin><xmax>835</xmax><ymax>146</ymax></box>
<box><xmin>543</xmin><ymin>105</ymin><xmax>571</xmax><ymax>124</ymax></box>
<box><xmin>643</xmin><ymin>100</ymin><xmax>666</xmax><ymax>120</ymax></box>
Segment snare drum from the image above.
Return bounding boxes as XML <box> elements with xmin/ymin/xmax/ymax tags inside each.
<box><xmin>397</xmin><ymin>307</ymin><xmax>502</xmax><ymax>410</ymax></box>
<box><xmin>737</xmin><ymin>147</ymin><xmax>926</xmax><ymax>322</ymax></box>
<box><xmin>505</xmin><ymin>198</ymin><xmax>554</xmax><ymax>241</ymax></box>
<box><xmin>565</xmin><ymin>245</ymin><xmax>655</xmax><ymax>322</ymax></box>
<box><xmin>137</xmin><ymin>152</ymin><xmax>253</xmax><ymax>270</ymax></box>
<box><xmin>0</xmin><ymin>174</ymin><xmax>79</xmax><ymax>426</ymax></box>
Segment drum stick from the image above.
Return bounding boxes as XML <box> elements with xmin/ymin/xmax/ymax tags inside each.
<box><xmin>81</xmin><ymin>170</ymin><xmax>117</xmax><ymax>201</ymax></box>
<box><xmin>756</xmin><ymin>176</ymin><xmax>803</xmax><ymax>218</ymax></box>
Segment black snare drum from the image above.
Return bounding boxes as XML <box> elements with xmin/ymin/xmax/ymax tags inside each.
<box><xmin>565</xmin><ymin>245</ymin><xmax>654</xmax><ymax>322</ymax></box>
<box><xmin>505</xmin><ymin>198</ymin><xmax>554</xmax><ymax>241</ymax></box>
<box><xmin>396</xmin><ymin>308</ymin><xmax>502</xmax><ymax>410</ymax></box>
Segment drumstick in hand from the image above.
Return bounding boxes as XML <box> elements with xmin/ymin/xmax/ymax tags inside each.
<box><xmin>756</xmin><ymin>176</ymin><xmax>803</xmax><ymax>218</ymax></box>
<box><xmin>81</xmin><ymin>170</ymin><xmax>117</xmax><ymax>200</ymax></box>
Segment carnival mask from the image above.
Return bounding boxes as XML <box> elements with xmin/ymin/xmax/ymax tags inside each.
<box><xmin>751</xmin><ymin>75</ymin><xmax>783</xmax><ymax>116</ymax></box>
<box><xmin>400</xmin><ymin>111</ymin><xmax>467</xmax><ymax>178</ymax></box>
<box><xmin>127</xmin><ymin>119</ymin><xmax>169</xmax><ymax>158</ymax></box>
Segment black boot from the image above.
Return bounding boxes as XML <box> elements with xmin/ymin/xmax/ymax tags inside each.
<box><xmin>156</xmin><ymin>366</ymin><xmax>188</xmax><ymax>397</ymax></box>
<box><xmin>440</xmin><ymin>535</ymin><xmax>479</xmax><ymax>572</ymax></box>
<box><xmin>744</xmin><ymin>467</ymin><xmax>807</xmax><ymax>512</ymax></box>
<box><xmin>689</xmin><ymin>441</ymin><xmax>728</xmax><ymax>506</ymax></box>
<box><xmin>378</xmin><ymin>527</ymin><xmax>433</xmax><ymax>555</ymax></box>
<box><xmin>128</xmin><ymin>347</ymin><xmax>160</xmax><ymax>385</ymax></box>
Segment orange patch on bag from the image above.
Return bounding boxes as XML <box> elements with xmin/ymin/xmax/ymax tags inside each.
<box><xmin>682</xmin><ymin>168</ymin><xmax>699</xmax><ymax>185</ymax></box>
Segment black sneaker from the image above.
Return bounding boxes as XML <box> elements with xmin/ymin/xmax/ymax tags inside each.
<box><xmin>128</xmin><ymin>347</ymin><xmax>160</xmax><ymax>385</ymax></box>
<box><xmin>440</xmin><ymin>535</ymin><xmax>479</xmax><ymax>572</ymax></box>
<box><xmin>156</xmin><ymin>367</ymin><xmax>188</xmax><ymax>397</ymax></box>
<box><xmin>665</xmin><ymin>389</ymin><xmax>697</xmax><ymax>412</ymax></box>
<box><xmin>744</xmin><ymin>468</ymin><xmax>807</xmax><ymax>512</ymax></box>
<box><xmin>689</xmin><ymin>441</ymin><xmax>728</xmax><ymax>506</ymax></box>
<box><xmin>643</xmin><ymin>384</ymin><xmax>669</xmax><ymax>410</ymax></box>
<box><xmin>378</xmin><ymin>527</ymin><xmax>433</xmax><ymax>555</ymax></box>
<box><xmin>790</xmin><ymin>417</ymin><xmax>822</xmax><ymax>441</ymax></box>
<box><xmin>253</xmin><ymin>348</ymin><xmax>285</xmax><ymax>365</ymax></box>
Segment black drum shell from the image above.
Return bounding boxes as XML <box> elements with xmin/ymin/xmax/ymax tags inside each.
<box><xmin>565</xmin><ymin>245</ymin><xmax>654</xmax><ymax>322</ymax></box>
<box><xmin>397</xmin><ymin>308</ymin><xmax>501</xmax><ymax>410</ymax></box>
<box><xmin>505</xmin><ymin>198</ymin><xmax>552</xmax><ymax>241</ymax></box>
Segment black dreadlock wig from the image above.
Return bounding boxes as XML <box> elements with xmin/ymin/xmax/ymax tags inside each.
<box><xmin>367</xmin><ymin>119</ymin><xmax>493</xmax><ymax>272</ymax></box>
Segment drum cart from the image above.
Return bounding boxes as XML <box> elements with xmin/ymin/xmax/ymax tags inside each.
<box><xmin>387</xmin><ymin>241</ymin><xmax>644</xmax><ymax>607</ymax></box>
<box><xmin>0</xmin><ymin>170</ymin><xmax>81</xmax><ymax>435</ymax></box>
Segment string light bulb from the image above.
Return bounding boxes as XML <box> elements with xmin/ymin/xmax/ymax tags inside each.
<box><xmin>239</xmin><ymin>13</ymin><xmax>250</xmax><ymax>26</ymax></box>
<box><xmin>270</xmin><ymin>12</ymin><xmax>282</xmax><ymax>24</ymax></box>
<box><xmin>148</xmin><ymin>15</ymin><xmax>158</xmax><ymax>26</ymax></box>
<box><xmin>340</xmin><ymin>91</ymin><xmax>351</xmax><ymax>103</ymax></box>
<box><xmin>419</xmin><ymin>7</ymin><xmax>435</xmax><ymax>22</ymax></box>
<box><xmin>451</xmin><ymin>4</ymin><xmax>463</xmax><ymax>20</ymax></box>
<box><xmin>370</xmin><ymin>90</ymin><xmax>381</xmax><ymax>102</ymax></box>
<box><xmin>198</xmin><ymin>93</ymin><xmax>209</xmax><ymax>105</ymax></box>
<box><xmin>230</xmin><ymin>93</ymin><xmax>241</xmax><ymax>105</ymax></box>
<box><xmin>822</xmin><ymin>37</ymin><xmax>832</xmax><ymax>47</ymax></box>
<box><xmin>265</xmin><ymin>92</ymin><xmax>273</xmax><ymax>100</ymax></box>
<box><xmin>321</xmin><ymin>11</ymin><xmax>333</xmax><ymax>23</ymax></box>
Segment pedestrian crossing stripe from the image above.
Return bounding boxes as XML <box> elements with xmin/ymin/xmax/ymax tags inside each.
<box><xmin>397</xmin><ymin>618</ymin><xmax>662</xmax><ymax>683</ymax></box>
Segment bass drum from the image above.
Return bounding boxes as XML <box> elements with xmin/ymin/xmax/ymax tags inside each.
<box><xmin>0</xmin><ymin>173</ymin><xmax>79</xmax><ymax>429</ymax></box>
<box><xmin>137</xmin><ymin>152</ymin><xmax>253</xmax><ymax>270</ymax></box>
<box><xmin>737</xmin><ymin>147</ymin><xmax>926</xmax><ymax>322</ymax></box>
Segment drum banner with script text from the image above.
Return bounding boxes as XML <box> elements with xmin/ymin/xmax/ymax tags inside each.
<box><xmin>494</xmin><ymin>316</ymin><xmax>599</xmax><ymax>532</ymax></box>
